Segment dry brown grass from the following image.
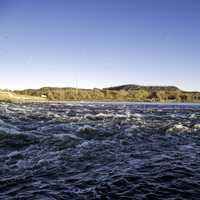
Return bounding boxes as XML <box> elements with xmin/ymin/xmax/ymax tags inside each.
<box><xmin>0</xmin><ymin>91</ymin><xmax>47</xmax><ymax>103</ymax></box>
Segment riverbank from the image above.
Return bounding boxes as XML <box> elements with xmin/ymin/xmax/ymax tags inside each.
<box><xmin>14</xmin><ymin>85</ymin><xmax>200</xmax><ymax>103</ymax></box>
<box><xmin>0</xmin><ymin>91</ymin><xmax>47</xmax><ymax>103</ymax></box>
<box><xmin>1</xmin><ymin>83</ymin><xmax>200</xmax><ymax>104</ymax></box>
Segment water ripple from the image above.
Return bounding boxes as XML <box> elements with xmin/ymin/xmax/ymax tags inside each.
<box><xmin>0</xmin><ymin>102</ymin><xmax>200</xmax><ymax>199</ymax></box>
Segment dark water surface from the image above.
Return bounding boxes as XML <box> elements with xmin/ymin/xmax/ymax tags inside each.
<box><xmin>0</xmin><ymin>102</ymin><xmax>200</xmax><ymax>200</ymax></box>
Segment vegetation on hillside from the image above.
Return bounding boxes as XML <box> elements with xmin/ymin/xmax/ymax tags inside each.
<box><xmin>14</xmin><ymin>85</ymin><xmax>200</xmax><ymax>102</ymax></box>
<box><xmin>0</xmin><ymin>90</ymin><xmax>46</xmax><ymax>103</ymax></box>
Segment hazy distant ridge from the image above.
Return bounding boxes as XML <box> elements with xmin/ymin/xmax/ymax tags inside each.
<box><xmin>104</xmin><ymin>84</ymin><xmax>180</xmax><ymax>91</ymax></box>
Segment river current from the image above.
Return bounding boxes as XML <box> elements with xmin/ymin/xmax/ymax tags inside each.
<box><xmin>0</xmin><ymin>102</ymin><xmax>200</xmax><ymax>200</ymax></box>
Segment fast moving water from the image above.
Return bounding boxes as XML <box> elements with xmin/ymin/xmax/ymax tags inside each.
<box><xmin>0</xmin><ymin>102</ymin><xmax>200</xmax><ymax>200</ymax></box>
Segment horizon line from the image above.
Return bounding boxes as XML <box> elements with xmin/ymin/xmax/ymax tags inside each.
<box><xmin>1</xmin><ymin>84</ymin><xmax>200</xmax><ymax>93</ymax></box>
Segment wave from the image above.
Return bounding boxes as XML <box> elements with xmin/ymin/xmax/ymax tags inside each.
<box><xmin>0</xmin><ymin>102</ymin><xmax>200</xmax><ymax>199</ymax></box>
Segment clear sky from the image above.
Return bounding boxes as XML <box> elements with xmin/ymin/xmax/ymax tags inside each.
<box><xmin>0</xmin><ymin>0</ymin><xmax>200</xmax><ymax>91</ymax></box>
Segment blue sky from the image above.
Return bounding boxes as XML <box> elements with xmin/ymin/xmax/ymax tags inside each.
<box><xmin>0</xmin><ymin>0</ymin><xmax>200</xmax><ymax>91</ymax></box>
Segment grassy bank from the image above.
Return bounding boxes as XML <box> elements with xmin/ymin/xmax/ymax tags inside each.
<box><xmin>14</xmin><ymin>85</ymin><xmax>200</xmax><ymax>103</ymax></box>
<box><xmin>0</xmin><ymin>91</ymin><xmax>47</xmax><ymax>103</ymax></box>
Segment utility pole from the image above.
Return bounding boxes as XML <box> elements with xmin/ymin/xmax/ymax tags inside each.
<box><xmin>75</xmin><ymin>80</ymin><xmax>78</xmax><ymax>101</ymax></box>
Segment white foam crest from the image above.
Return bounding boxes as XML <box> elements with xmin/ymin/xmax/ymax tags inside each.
<box><xmin>96</xmin><ymin>113</ymin><xmax>114</xmax><ymax>119</ymax></box>
<box><xmin>194</xmin><ymin>124</ymin><xmax>200</xmax><ymax>129</ymax></box>
<box><xmin>84</xmin><ymin>114</ymin><xmax>96</xmax><ymax>120</ymax></box>
<box><xmin>167</xmin><ymin>124</ymin><xmax>190</xmax><ymax>133</ymax></box>
<box><xmin>125</xmin><ymin>125</ymin><xmax>138</xmax><ymax>133</ymax></box>
<box><xmin>131</xmin><ymin>113</ymin><xmax>143</xmax><ymax>118</ymax></box>
<box><xmin>189</xmin><ymin>114</ymin><xmax>196</xmax><ymax>119</ymax></box>
<box><xmin>78</xmin><ymin>125</ymin><xmax>96</xmax><ymax>133</ymax></box>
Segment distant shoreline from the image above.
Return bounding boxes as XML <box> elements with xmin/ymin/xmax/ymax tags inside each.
<box><xmin>28</xmin><ymin>101</ymin><xmax>200</xmax><ymax>106</ymax></box>
<box><xmin>1</xmin><ymin>84</ymin><xmax>200</xmax><ymax>103</ymax></box>
<box><xmin>1</xmin><ymin>98</ymin><xmax>200</xmax><ymax>105</ymax></box>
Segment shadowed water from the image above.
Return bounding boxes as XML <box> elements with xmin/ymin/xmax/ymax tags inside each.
<box><xmin>0</xmin><ymin>102</ymin><xmax>200</xmax><ymax>200</ymax></box>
